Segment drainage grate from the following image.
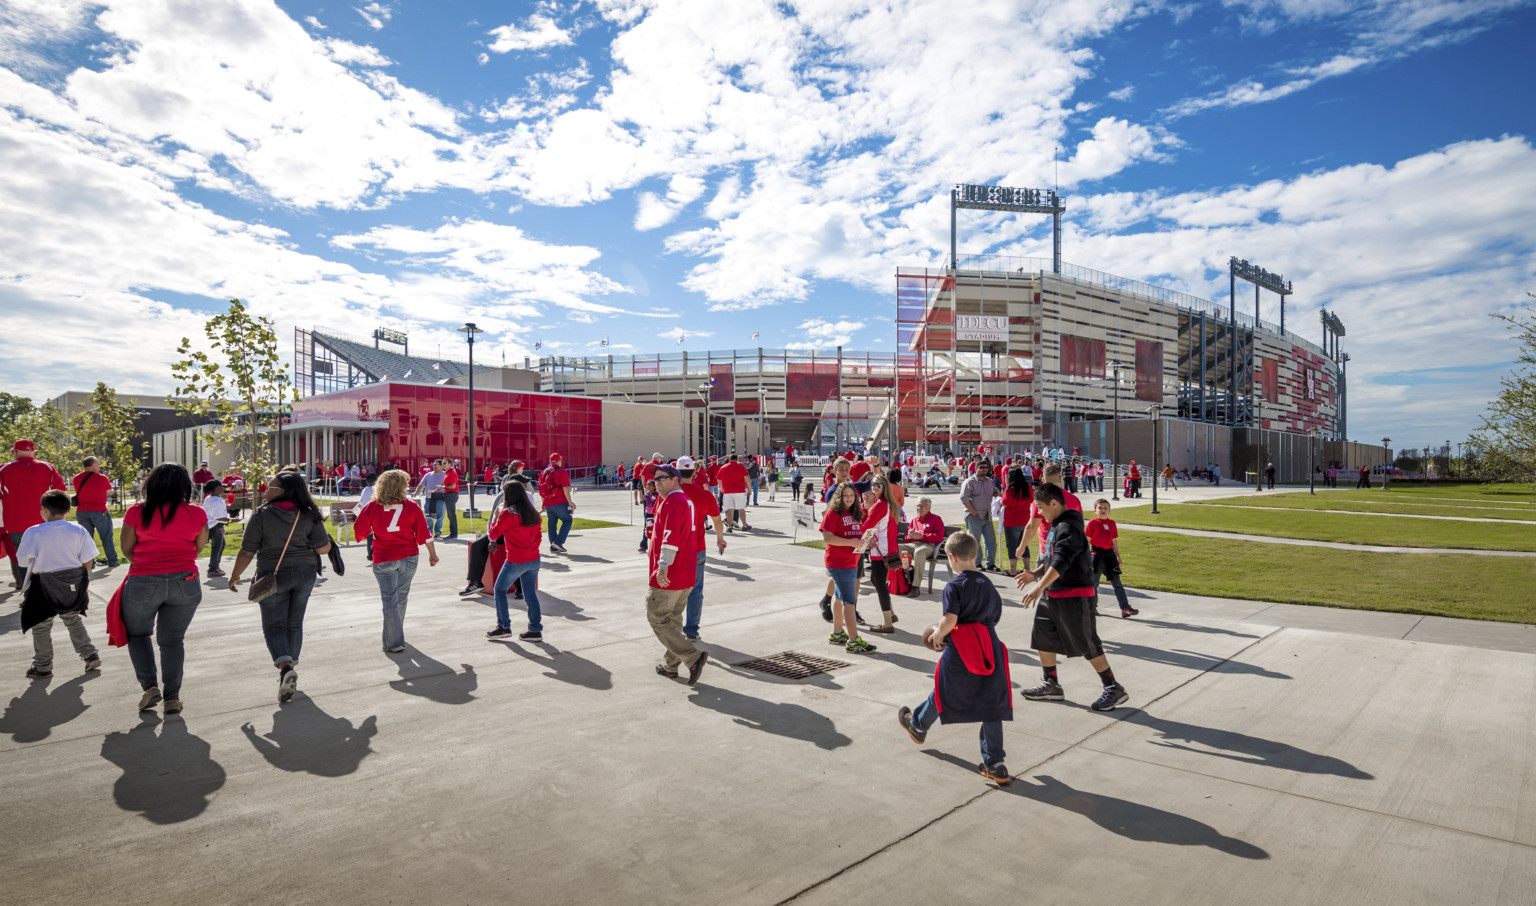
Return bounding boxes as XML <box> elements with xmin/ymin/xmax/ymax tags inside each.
<box><xmin>734</xmin><ymin>651</ymin><xmax>853</xmax><ymax>679</ymax></box>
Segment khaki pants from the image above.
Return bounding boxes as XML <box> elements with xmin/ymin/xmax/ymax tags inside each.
<box><xmin>32</xmin><ymin>611</ymin><xmax>98</xmax><ymax>671</ymax></box>
<box><xmin>902</xmin><ymin>543</ymin><xmax>937</xmax><ymax>590</ymax></box>
<box><xmin>645</xmin><ymin>586</ymin><xmax>700</xmax><ymax>671</ymax></box>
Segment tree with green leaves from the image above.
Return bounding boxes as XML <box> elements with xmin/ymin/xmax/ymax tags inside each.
<box><xmin>170</xmin><ymin>299</ymin><xmax>295</xmax><ymax>489</ymax></box>
<box><xmin>0</xmin><ymin>392</ymin><xmax>34</xmax><ymax>432</ymax></box>
<box><xmin>1469</xmin><ymin>305</ymin><xmax>1536</xmax><ymax>482</ymax></box>
<box><xmin>75</xmin><ymin>382</ymin><xmax>148</xmax><ymax>494</ymax></box>
<box><xmin>0</xmin><ymin>400</ymin><xmax>88</xmax><ymax>468</ymax></box>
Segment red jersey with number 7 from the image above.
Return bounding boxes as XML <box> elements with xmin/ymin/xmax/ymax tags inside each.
<box><xmin>355</xmin><ymin>500</ymin><xmax>430</xmax><ymax>563</ymax></box>
<box><xmin>648</xmin><ymin>489</ymin><xmax>698</xmax><ymax>588</ymax></box>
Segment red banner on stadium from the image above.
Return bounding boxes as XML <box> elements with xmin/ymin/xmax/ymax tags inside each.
<box><xmin>1135</xmin><ymin>340</ymin><xmax>1163</xmax><ymax>402</ymax></box>
<box><xmin>1060</xmin><ymin>335</ymin><xmax>1105</xmax><ymax>379</ymax></box>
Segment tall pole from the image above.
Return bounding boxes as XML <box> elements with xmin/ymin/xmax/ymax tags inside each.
<box><xmin>1111</xmin><ymin>362</ymin><xmax>1120</xmax><ymax>501</ymax></box>
<box><xmin>458</xmin><ymin>322</ymin><xmax>484</xmax><ymax>527</ymax></box>
<box><xmin>1150</xmin><ymin>406</ymin><xmax>1159</xmax><ymax>514</ymax></box>
<box><xmin>1310</xmin><ymin>431</ymin><xmax>1316</xmax><ymax>495</ymax></box>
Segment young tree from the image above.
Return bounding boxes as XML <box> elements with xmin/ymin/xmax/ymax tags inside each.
<box><xmin>1469</xmin><ymin>305</ymin><xmax>1536</xmax><ymax>482</ymax></box>
<box><xmin>0</xmin><ymin>392</ymin><xmax>34</xmax><ymax>432</ymax></box>
<box><xmin>170</xmin><ymin>299</ymin><xmax>295</xmax><ymax>491</ymax></box>
<box><xmin>76</xmin><ymin>382</ymin><xmax>148</xmax><ymax>495</ymax></box>
<box><xmin>0</xmin><ymin>401</ymin><xmax>88</xmax><ymax>467</ymax></box>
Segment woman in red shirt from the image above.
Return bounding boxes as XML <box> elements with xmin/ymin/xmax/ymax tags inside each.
<box><xmin>487</xmin><ymin>480</ymin><xmax>545</xmax><ymax>641</ymax></box>
<box><xmin>119</xmin><ymin>463</ymin><xmax>209</xmax><ymax>714</ymax></box>
<box><xmin>821</xmin><ymin>482</ymin><xmax>874</xmax><ymax>654</ymax></box>
<box><xmin>354</xmin><ymin>469</ymin><xmax>438</xmax><ymax>653</ymax></box>
<box><xmin>1000</xmin><ymin>466</ymin><xmax>1033</xmax><ymax>577</ymax></box>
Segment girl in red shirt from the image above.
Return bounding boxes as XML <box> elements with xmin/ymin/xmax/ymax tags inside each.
<box><xmin>1000</xmin><ymin>467</ymin><xmax>1033</xmax><ymax>576</ymax></box>
<box><xmin>821</xmin><ymin>482</ymin><xmax>874</xmax><ymax>654</ymax></box>
<box><xmin>119</xmin><ymin>463</ymin><xmax>209</xmax><ymax>714</ymax></box>
<box><xmin>487</xmin><ymin>481</ymin><xmax>545</xmax><ymax>641</ymax></box>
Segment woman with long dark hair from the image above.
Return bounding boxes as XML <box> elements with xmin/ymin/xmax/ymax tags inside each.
<box><xmin>1001</xmin><ymin>466</ymin><xmax>1033</xmax><ymax>576</ymax></box>
<box><xmin>860</xmin><ymin>474</ymin><xmax>903</xmax><ymax>633</ymax></box>
<box><xmin>487</xmin><ymin>480</ymin><xmax>546</xmax><ymax>641</ymax></box>
<box><xmin>820</xmin><ymin>481</ymin><xmax>874</xmax><ymax>654</ymax></box>
<box><xmin>227</xmin><ymin>471</ymin><xmax>334</xmax><ymax>703</ymax></box>
<box><xmin>118</xmin><ymin>463</ymin><xmax>208</xmax><ymax>714</ymax></box>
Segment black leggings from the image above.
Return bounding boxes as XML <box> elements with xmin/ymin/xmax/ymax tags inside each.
<box><xmin>869</xmin><ymin>558</ymin><xmax>893</xmax><ymax>613</ymax></box>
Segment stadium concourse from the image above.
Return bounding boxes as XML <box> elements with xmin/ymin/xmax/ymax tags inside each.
<box><xmin>2</xmin><ymin>479</ymin><xmax>1533</xmax><ymax>904</ymax></box>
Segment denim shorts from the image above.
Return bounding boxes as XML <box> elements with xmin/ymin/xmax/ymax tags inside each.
<box><xmin>826</xmin><ymin>567</ymin><xmax>858</xmax><ymax>605</ymax></box>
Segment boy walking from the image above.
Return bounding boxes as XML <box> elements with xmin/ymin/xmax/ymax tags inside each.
<box><xmin>897</xmin><ymin>531</ymin><xmax>1012</xmax><ymax>784</ymax></box>
<box><xmin>18</xmin><ymin>490</ymin><xmax>101</xmax><ymax>678</ymax></box>
<box><xmin>1016</xmin><ymin>484</ymin><xmax>1129</xmax><ymax>711</ymax></box>
<box><xmin>203</xmin><ymin>480</ymin><xmax>233</xmax><ymax>578</ymax></box>
<box><xmin>1086</xmin><ymin>499</ymin><xmax>1138</xmax><ymax>618</ymax></box>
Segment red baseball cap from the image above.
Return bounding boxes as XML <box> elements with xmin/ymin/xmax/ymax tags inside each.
<box><xmin>549</xmin><ymin>453</ymin><xmax>562</xmax><ymax>462</ymax></box>
<box><xmin>12</xmin><ymin>439</ymin><xmax>35</xmax><ymax>456</ymax></box>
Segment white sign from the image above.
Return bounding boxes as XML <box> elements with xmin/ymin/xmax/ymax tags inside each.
<box><xmin>791</xmin><ymin>502</ymin><xmax>819</xmax><ymax>531</ymax></box>
<box><xmin>956</xmin><ymin>314</ymin><xmax>1008</xmax><ymax>342</ymax></box>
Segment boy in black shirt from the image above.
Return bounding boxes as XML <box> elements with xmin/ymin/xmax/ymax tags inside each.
<box><xmin>897</xmin><ymin>531</ymin><xmax>1012</xmax><ymax>784</ymax></box>
<box><xmin>1015</xmin><ymin>484</ymin><xmax>1128</xmax><ymax>712</ymax></box>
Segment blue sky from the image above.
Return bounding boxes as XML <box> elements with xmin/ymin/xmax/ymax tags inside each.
<box><xmin>1</xmin><ymin>0</ymin><xmax>1534</xmax><ymax>451</ymax></box>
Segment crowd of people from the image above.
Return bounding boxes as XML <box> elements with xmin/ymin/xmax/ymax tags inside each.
<box><xmin>2</xmin><ymin>435</ymin><xmax>1170</xmax><ymax>788</ymax></box>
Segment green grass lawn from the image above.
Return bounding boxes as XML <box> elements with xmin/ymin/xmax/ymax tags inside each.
<box><xmin>1114</xmin><ymin>502</ymin><xmax>1536</xmax><ymax>552</ymax></box>
<box><xmin>1186</xmin><ymin>491</ymin><xmax>1536</xmax><ymax>521</ymax></box>
<box><xmin>1117</xmin><ymin>532</ymin><xmax>1536</xmax><ymax>624</ymax></box>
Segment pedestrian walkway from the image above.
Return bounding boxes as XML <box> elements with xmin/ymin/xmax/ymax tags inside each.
<box><xmin>1115</xmin><ymin>521</ymin><xmax>1536</xmax><ymax>557</ymax></box>
<box><xmin>1191</xmin><ymin>502</ymin><xmax>1536</xmax><ymax>525</ymax></box>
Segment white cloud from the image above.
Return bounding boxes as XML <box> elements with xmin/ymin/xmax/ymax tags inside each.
<box><xmin>788</xmin><ymin>319</ymin><xmax>866</xmax><ymax>349</ymax></box>
<box><xmin>479</xmin><ymin>61</ymin><xmax>591</xmax><ymax>121</ymax></box>
<box><xmin>303</xmin><ymin>15</ymin><xmax>325</xmax><ymax>30</ymax></box>
<box><xmin>659</xmin><ymin>327</ymin><xmax>712</xmax><ymax>341</ymax></box>
<box><xmin>320</xmin><ymin>38</ymin><xmax>392</xmax><ymax>67</ymax></box>
<box><xmin>1107</xmin><ymin>85</ymin><xmax>1134</xmax><ymax>102</ymax></box>
<box><xmin>635</xmin><ymin>174</ymin><xmax>706</xmax><ymax>230</ymax></box>
<box><xmin>355</xmin><ymin>3</ymin><xmax>391</xmax><ymax>31</ymax></box>
<box><xmin>487</xmin><ymin>14</ymin><xmax>573</xmax><ymax>54</ymax></box>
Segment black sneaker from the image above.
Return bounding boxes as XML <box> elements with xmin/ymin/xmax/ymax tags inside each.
<box><xmin>25</xmin><ymin>666</ymin><xmax>52</xmax><ymax>679</ymax></box>
<box><xmin>687</xmin><ymin>650</ymin><xmax>709</xmax><ymax>685</ymax></box>
<box><xmin>1091</xmin><ymin>683</ymin><xmax>1129</xmax><ymax>712</ymax></box>
<box><xmin>978</xmin><ymin>762</ymin><xmax>1012</xmax><ymax>785</ymax></box>
<box><xmin>518</xmin><ymin>630</ymin><xmax>542</xmax><ymax>641</ymax></box>
<box><xmin>819</xmin><ymin>597</ymin><xmax>833</xmax><ymax>623</ymax></box>
<box><xmin>83</xmin><ymin>655</ymin><xmax>102</xmax><ymax>672</ymax></box>
<box><xmin>1121</xmin><ymin>607</ymin><xmax>1139</xmax><ymax>618</ymax></box>
<box><xmin>486</xmin><ymin>625</ymin><xmax>513</xmax><ymax>639</ymax></box>
<box><xmin>1021</xmin><ymin>680</ymin><xmax>1065</xmax><ymax>701</ymax></box>
<box><xmin>459</xmin><ymin>583</ymin><xmax>484</xmax><ymax>596</ymax></box>
<box><xmin>897</xmin><ymin>706</ymin><xmax>927</xmax><ymax>745</ymax></box>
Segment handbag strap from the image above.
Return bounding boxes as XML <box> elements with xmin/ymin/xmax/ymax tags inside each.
<box><xmin>271</xmin><ymin>508</ymin><xmax>301</xmax><ymax>568</ymax></box>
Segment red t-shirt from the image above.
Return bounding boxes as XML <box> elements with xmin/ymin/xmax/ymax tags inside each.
<box><xmin>1127</xmin><ymin>465</ymin><xmax>1141</xmax><ymax>479</ymax></box>
<box><xmin>640</xmin><ymin>461</ymin><xmax>657</xmax><ymax>483</ymax></box>
<box><xmin>0</xmin><ymin>458</ymin><xmax>68</xmax><ymax>533</ymax></box>
<box><xmin>649</xmin><ymin>490</ymin><xmax>698</xmax><ymax>588</ymax></box>
<box><xmin>355</xmin><ymin>500</ymin><xmax>430</xmax><ymax>563</ymax></box>
<box><xmin>849</xmin><ymin>461</ymin><xmax>873</xmax><ymax>482</ymax></box>
<box><xmin>1000</xmin><ymin>488</ymin><xmax>1032</xmax><ymax>528</ymax></box>
<box><xmin>861</xmin><ymin>499</ymin><xmax>899</xmax><ymax>557</ymax></box>
<box><xmin>1029</xmin><ymin>490</ymin><xmax>1083</xmax><ymax>548</ymax></box>
<box><xmin>124</xmin><ymin>502</ymin><xmax>205</xmax><ymax>576</ymax></box>
<box><xmin>820</xmin><ymin>507</ymin><xmax>865</xmax><ymax>569</ymax></box>
<box><xmin>72</xmin><ymin>471</ymin><xmax>111</xmax><ymax>512</ymax></box>
<box><xmin>489</xmin><ymin>511</ymin><xmax>542</xmax><ymax>563</ymax></box>
<box><xmin>717</xmin><ymin>462</ymin><xmax>749</xmax><ymax>494</ymax></box>
<box><xmin>705</xmin><ymin>463</ymin><xmax>721</xmax><ymax>487</ymax></box>
<box><xmin>442</xmin><ymin>468</ymin><xmax>460</xmax><ymax>492</ymax></box>
<box><xmin>1086</xmin><ymin>517</ymin><xmax>1118</xmax><ymax>550</ymax></box>
<box><xmin>191</xmin><ymin>468</ymin><xmax>214</xmax><ymax>487</ymax></box>
<box><xmin>681</xmin><ymin>480</ymin><xmax>721</xmax><ymax>549</ymax></box>
<box><xmin>538</xmin><ymin>466</ymin><xmax>571</xmax><ymax>507</ymax></box>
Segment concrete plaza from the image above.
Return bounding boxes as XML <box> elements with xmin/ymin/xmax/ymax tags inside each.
<box><xmin>1</xmin><ymin>484</ymin><xmax>1532</xmax><ymax>905</ymax></box>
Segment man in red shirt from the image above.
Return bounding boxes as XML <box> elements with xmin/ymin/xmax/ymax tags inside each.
<box><xmin>72</xmin><ymin>455</ymin><xmax>118</xmax><ymax>568</ymax></box>
<box><xmin>539</xmin><ymin>453</ymin><xmax>575</xmax><ymax>553</ymax></box>
<box><xmin>646</xmin><ymin>465</ymin><xmax>707</xmax><ymax>684</ymax></box>
<box><xmin>717</xmin><ymin>453</ymin><xmax>751</xmax><ymax>533</ymax></box>
<box><xmin>849</xmin><ymin>454</ymin><xmax>875</xmax><ymax>484</ymax></box>
<box><xmin>440</xmin><ymin>461</ymin><xmax>461</xmax><ymax>539</ymax></box>
<box><xmin>1018</xmin><ymin>463</ymin><xmax>1081</xmax><ymax>567</ymax></box>
<box><xmin>0</xmin><ymin>440</ymin><xmax>67</xmax><ymax>585</ymax></box>
<box><xmin>705</xmin><ymin>457</ymin><xmax>722</xmax><ymax>506</ymax></box>
<box><xmin>192</xmin><ymin>461</ymin><xmax>215</xmax><ymax>497</ymax></box>
<box><xmin>678</xmin><ymin>455</ymin><xmax>726</xmax><ymax>641</ymax></box>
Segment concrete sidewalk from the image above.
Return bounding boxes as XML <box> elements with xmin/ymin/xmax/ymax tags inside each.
<box><xmin>1</xmin><ymin>490</ymin><xmax>1532</xmax><ymax>905</ymax></box>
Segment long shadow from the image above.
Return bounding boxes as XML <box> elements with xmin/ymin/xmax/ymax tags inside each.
<box><xmin>1124</xmin><ymin>710</ymin><xmax>1373</xmax><ymax>778</ymax></box>
<box><xmin>388</xmin><ymin>647</ymin><xmax>478</xmax><ymax>704</ymax></box>
<box><xmin>704</xmin><ymin>557</ymin><xmax>754</xmax><ymax>570</ymax></box>
<box><xmin>874</xmin><ymin>649</ymin><xmax>940</xmax><ymax>675</ymax></box>
<box><xmin>687</xmin><ymin>685</ymin><xmax>851</xmax><ymax>750</ymax></box>
<box><xmin>1132</xmin><ymin>618</ymin><xmax>1260</xmax><ymax>639</ymax></box>
<box><xmin>0</xmin><ymin>673</ymin><xmax>96</xmax><ymax>743</ymax></box>
<box><xmin>241</xmin><ymin>699</ymin><xmax>377</xmax><ymax>777</ymax></box>
<box><xmin>475</xmin><ymin>589</ymin><xmax>594</xmax><ymax>623</ymax></box>
<box><xmin>1101</xmin><ymin>641</ymin><xmax>1292</xmax><ymax>679</ymax></box>
<box><xmin>560</xmin><ymin>553</ymin><xmax>612</xmax><ymax>565</ymax></box>
<box><xmin>494</xmin><ymin>641</ymin><xmax>613</xmax><ymax>690</ymax></box>
<box><xmin>100</xmin><ymin>714</ymin><xmax>226</xmax><ymax>824</ymax></box>
<box><xmin>704</xmin><ymin>564</ymin><xmax>755</xmax><ymax>582</ymax></box>
<box><xmin>923</xmin><ymin>752</ymin><xmax>1266</xmax><ymax>858</ymax></box>
<box><xmin>0</xmin><ymin>608</ymin><xmax>19</xmax><ymax>637</ymax></box>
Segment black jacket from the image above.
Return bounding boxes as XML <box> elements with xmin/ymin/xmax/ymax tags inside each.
<box><xmin>21</xmin><ymin>566</ymin><xmax>90</xmax><ymax>632</ymax></box>
<box><xmin>241</xmin><ymin>504</ymin><xmax>331</xmax><ymax>574</ymax></box>
<box><xmin>1044</xmin><ymin>509</ymin><xmax>1094</xmax><ymax>593</ymax></box>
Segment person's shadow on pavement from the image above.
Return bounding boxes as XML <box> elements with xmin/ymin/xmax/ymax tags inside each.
<box><xmin>496</xmin><ymin>641</ymin><xmax>613</xmax><ymax>691</ymax></box>
<box><xmin>389</xmin><ymin>647</ymin><xmax>478</xmax><ymax>705</ymax></box>
<box><xmin>100</xmin><ymin>713</ymin><xmax>226</xmax><ymax>825</ymax></box>
<box><xmin>687</xmin><ymin>685</ymin><xmax>852</xmax><ymax>750</ymax></box>
<box><xmin>1125</xmin><ymin>710</ymin><xmax>1372</xmax><ymax>778</ymax></box>
<box><xmin>242</xmin><ymin>699</ymin><xmax>378</xmax><ymax>777</ymax></box>
<box><xmin>0</xmin><ymin>673</ymin><xmax>95</xmax><ymax>744</ymax></box>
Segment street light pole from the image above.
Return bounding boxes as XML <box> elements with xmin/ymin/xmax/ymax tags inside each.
<box><xmin>1309</xmin><ymin>429</ymin><xmax>1317</xmax><ymax>495</ymax></box>
<box><xmin>1109</xmin><ymin>361</ymin><xmax>1121</xmax><ymax>501</ymax></box>
<box><xmin>1149</xmin><ymin>404</ymin><xmax>1160</xmax><ymax>514</ymax></box>
<box><xmin>1382</xmin><ymin>436</ymin><xmax>1391</xmax><ymax>491</ymax></box>
<box><xmin>457</xmin><ymin>322</ymin><xmax>484</xmax><ymax>526</ymax></box>
<box><xmin>759</xmin><ymin>386</ymin><xmax>768</xmax><ymax>464</ymax></box>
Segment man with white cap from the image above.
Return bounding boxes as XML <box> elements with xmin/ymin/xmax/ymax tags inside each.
<box><xmin>0</xmin><ymin>440</ymin><xmax>67</xmax><ymax>587</ymax></box>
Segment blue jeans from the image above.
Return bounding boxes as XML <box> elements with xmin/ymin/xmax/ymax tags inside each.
<box><xmin>121</xmin><ymin>572</ymin><xmax>202</xmax><ymax>698</ymax></box>
<box><xmin>827</xmin><ymin>566</ymin><xmax>858</xmax><ymax>605</ymax></box>
<box><xmin>912</xmin><ymin>691</ymin><xmax>1005</xmax><ymax>765</ymax></box>
<box><xmin>76</xmin><ymin>510</ymin><xmax>117</xmax><ymax>565</ymax></box>
<box><xmin>372</xmin><ymin>555</ymin><xmax>418</xmax><ymax>650</ymax></box>
<box><xmin>1003</xmin><ymin>526</ymin><xmax>1026</xmax><ymax>564</ymax></box>
<box><xmin>684</xmin><ymin>550</ymin><xmax>707</xmax><ymax>637</ymax></box>
<box><xmin>207</xmin><ymin>524</ymin><xmax>225</xmax><ymax>571</ymax></box>
<box><xmin>427</xmin><ymin>497</ymin><xmax>447</xmax><ymax>535</ymax></box>
<box><xmin>750</xmin><ymin>481</ymin><xmax>759</xmax><ymax>505</ymax></box>
<box><xmin>441</xmin><ymin>491</ymin><xmax>460</xmax><ymax>537</ymax></box>
<box><xmin>545</xmin><ymin>503</ymin><xmax>572</xmax><ymax>547</ymax></box>
<box><xmin>965</xmin><ymin>514</ymin><xmax>997</xmax><ymax>567</ymax></box>
<box><xmin>259</xmin><ymin>565</ymin><xmax>317</xmax><ymax>666</ymax></box>
<box><xmin>494</xmin><ymin>559</ymin><xmax>543</xmax><ymax>632</ymax></box>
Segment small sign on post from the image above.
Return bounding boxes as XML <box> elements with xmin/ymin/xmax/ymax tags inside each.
<box><xmin>791</xmin><ymin>502</ymin><xmax>818</xmax><ymax>543</ymax></box>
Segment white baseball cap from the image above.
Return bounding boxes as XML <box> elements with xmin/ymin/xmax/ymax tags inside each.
<box><xmin>677</xmin><ymin>455</ymin><xmax>696</xmax><ymax>470</ymax></box>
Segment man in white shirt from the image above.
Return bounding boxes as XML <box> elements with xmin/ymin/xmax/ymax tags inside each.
<box><xmin>18</xmin><ymin>489</ymin><xmax>100</xmax><ymax>678</ymax></box>
<box><xmin>202</xmin><ymin>480</ymin><xmax>233</xmax><ymax>578</ymax></box>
